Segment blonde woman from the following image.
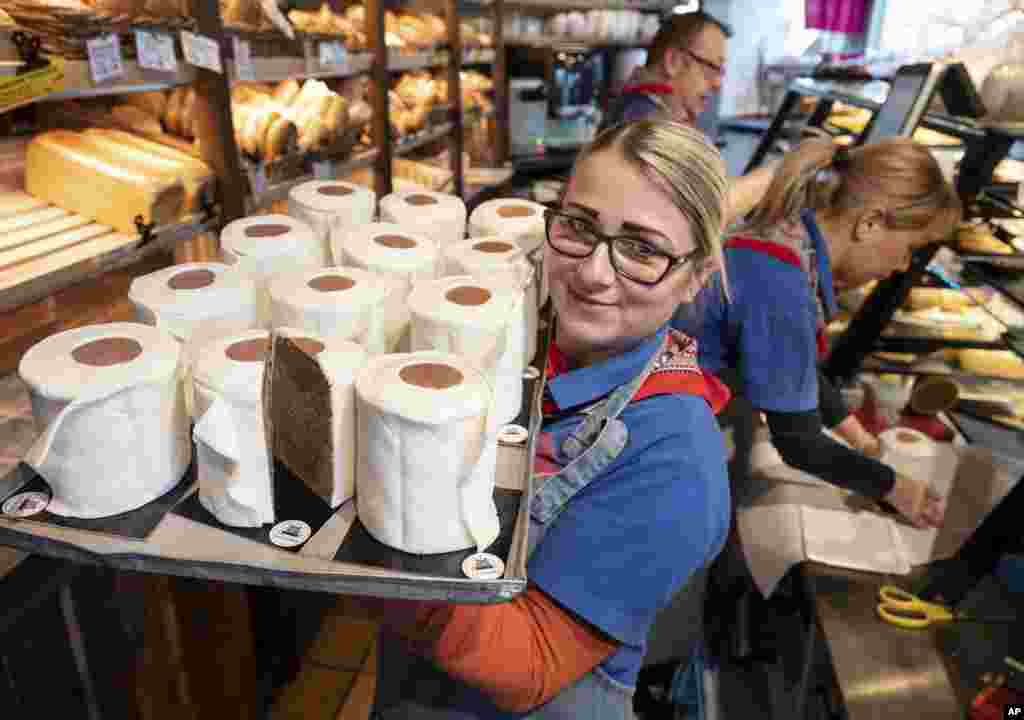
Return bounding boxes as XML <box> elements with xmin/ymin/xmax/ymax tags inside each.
<box><xmin>366</xmin><ymin>121</ymin><xmax>732</xmax><ymax>718</ymax></box>
<box><xmin>676</xmin><ymin>138</ymin><xmax>962</xmax><ymax>526</ymax></box>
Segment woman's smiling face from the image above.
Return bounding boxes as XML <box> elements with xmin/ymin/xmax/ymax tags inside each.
<box><xmin>546</xmin><ymin>148</ymin><xmax>707</xmax><ymax>366</ymax></box>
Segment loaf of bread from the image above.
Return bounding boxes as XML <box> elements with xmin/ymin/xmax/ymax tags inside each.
<box><xmin>959</xmin><ymin>349</ymin><xmax>1024</xmax><ymax>380</ymax></box>
<box><xmin>907</xmin><ymin>287</ymin><xmax>973</xmax><ymax>311</ymax></box>
<box><xmin>25</xmin><ymin>130</ymin><xmax>185</xmax><ymax>233</ymax></box>
<box><xmin>82</xmin><ymin>129</ymin><xmax>214</xmax><ymax>215</ymax></box>
<box><xmin>123</xmin><ymin>91</ymin><xmax>168</xmax><ymax>124</ymax></box>
<box><xmin>110</xmin><ymin>104</ymin><xmax>163</xmax><ymax>137</ymax></box>
<box><xmin>958</xmin><ymin>223</ymin><xmax>1012</xmax><ymax>255</ymax></box>
<box><xmin>272</xmin><ymin>79</ymin><xmax>300</xmax><ymax>106</ymax></box>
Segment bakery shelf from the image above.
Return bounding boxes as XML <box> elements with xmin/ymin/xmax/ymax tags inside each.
<box><xmin>39</xmin><ymin>59</ymin><xmax>196</xmax><ymax>102</ymax></box>
<box><xmin>503</xmin><ymin>34</ymin><xmax>646</xmax><ymax>49</ymax></box>
<box><xmin>875</xmin><ymin>336</ymin><xmax>1009</xmax><ymax>354</ymax></box>
<box><xmin>245</xmin><ymin>147</ymin><xmax>378</xmax><ymax>212</ymax></box>
<box><xmin>395</xmin><ymin>122</ymin><xmax>454</xmax><ymax>156</ymax></box>
<box><xmin>227</xmin><ymin>50</ymin><xmax>373</xmax><ymax>85</ymax></box>
<box><xmin>0</xmin><ymin>215</ymin><xmax>217</xmax><ymax>314</ymax></box>
<box><xmin>502</xmin><ymin>0</ymin><xmax>665</xmax><ymax>11</ymax></box>
<box><xmin>388</xmin><ymin>48</ymin><xmax>451</xmax><ymax>72</ymax></box>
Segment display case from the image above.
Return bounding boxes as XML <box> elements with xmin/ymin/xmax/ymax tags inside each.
<box><xmin>750</xmin><ymin>61</ymin><xmax>1024</xmax><ymax>437</ymax></box>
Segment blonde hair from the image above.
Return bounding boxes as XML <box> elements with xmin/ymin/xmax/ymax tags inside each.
<box><xmin>743</xmin><ymin>138</ymin><xmax>962</xmax><ymax>241</ymax></box>
<box><xmin>573</xmin><ymin>120</ymin><xmax>730</xmax><ymax>295</ymax></box>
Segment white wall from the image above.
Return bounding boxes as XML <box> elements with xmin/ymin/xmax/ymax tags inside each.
<box><xmin>718</xmin><ymin>0</ymin><xmax>797</xmax><ymax>117</ymax></box>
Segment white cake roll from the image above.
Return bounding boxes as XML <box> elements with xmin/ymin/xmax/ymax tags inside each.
<box><xmin>19</xmin><ymin>322</ymin><xmax>190</xmax><ymax>518</ymax></box>
<box><xmin>442</xmin><ymin>235</ymin><xmax>539</xmax><ymax>365</ymax></box>
<box><xmin>332</xmin><ymin>222</ymin><xmax>439</xmax><ymax>352</ymax></box>
<box><xmin>268</xmin><ymin>266</ymin><xmax>402</xmax><ymax>355</ymax></box>
<box><xmin>287</xmin><ymin>180</ymin><xmax>376</xmax><ymax>264</ymax></box>
<box><xmin>379</xmin><ymin>190</ymin><xmax>467</xmax><ymax>249</ymax></box>
<box><xmin>408</xmin><ymin>275</ymin><xmax>525</xmax><ymax>425</ymax></box>
<box><xmin>355</xmin><ymin>351</ymin><xmax>500</xmax><ymax>554</ymax></box>
<box><xmin>220</xmin><ymin>214</ymin><xmax>322</xmax><ymax>325</ymax></box>
<box><xmin>468</xmin><ymin>199</ymin><xmax>548</xmax><ymax>307</ymax></box>
<box><xmin>128</xmin><ymin>262</ymin><xmax>260</xmax><ymax>343</ymax></box>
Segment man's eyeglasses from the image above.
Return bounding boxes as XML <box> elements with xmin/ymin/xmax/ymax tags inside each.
<box><xmin>681</xmin><ymin>48</ymin><xmax>725</xmax><ymax>80</ymax></box>
<box><xmin>544</xmin><ymin>208</ymin><xmax>701</xmax><ymax>286</ymax></box>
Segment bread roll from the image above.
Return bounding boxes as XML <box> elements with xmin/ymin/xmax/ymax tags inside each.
<box><xmin>110</xmin><ymin>105</ymin><xmax>163</xmax><ymax>137</ymax></box>
<box><xmin>143</xmin><ymin>0</ymin><xmax>180</xmax><ymax>18</ymax></box>
<box><xmin>959</xmin><ymin>349</ymin><xmax>1024</xmax><ymax>380</ymax></box>
<box><xmin>178</xmin><ymin>87</ymin><xmax>198</xmax><ymax>139</ymax></box>
<box><xmin>123</xmin><ymin>91</ymin><xmax>168</xmax><ymax>124</ymax></box>
<box><xmin>264</xmin><ymin>116</ymin><xmax>297</xmax><ymax>163</ymax></box>
<box><xmin>164</xmin><ymin>86</ymin><xmax>187</xmax><ymax>136</ymax></box>
<box><xmin>273</xmin><ymin>79</ymin><xmax>301</xmax><ymax>106</ymax></box>
<box><xmin>82</xmin><ymin>129</ymin><xmax>214</xmax><ymax>214</ymax></box>
<box><xmin>25</xmin><ymin>130</ymin><xmax>184</xmax><ymax>233</ymax></box>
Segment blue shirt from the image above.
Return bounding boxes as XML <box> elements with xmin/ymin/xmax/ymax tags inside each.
<box><xmin>528</xmin><ymin>327</ymin><xmax>730</xmax><ymax>688</ymax></box>
<box><xmin>599</xmin><ymin>92</ymin><xmax>665</xmax><ymax>132</ymax></box>
<box><xmin>674</xmin><ymin>219</ymin><xmax>835</xmax><ymax>414</ymax></box>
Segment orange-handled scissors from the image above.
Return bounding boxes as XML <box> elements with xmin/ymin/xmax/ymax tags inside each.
<box><xmin>876</xmin><ymin>585</ymin><xmax>1016</xmax><ymax>629</ymax></box>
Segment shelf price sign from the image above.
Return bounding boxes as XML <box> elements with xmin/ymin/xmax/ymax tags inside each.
<box><xmin>135</xmin><ymin>30</ymin><xmax>177</xmax><ymax>73</ymax></box>
<box><xmin>318</xmin><ymin>41</ymin><xmax>348</xmax><ymax>72</ymax></box>
<box><xmin>180</xmin><ymin>31</ymin><xmax>223</xmax><ymax>74</ymax></box>
<box><xmin>86</xmin><ymin>34</ymin><xmax>124</xmax><ymax>85</ymax></box>
<box><xmin>233</xmin><ymin>37</ymin><xmax>255</xmax><ymax>82</ymax></box>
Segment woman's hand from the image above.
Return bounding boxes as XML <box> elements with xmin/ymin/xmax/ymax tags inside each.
<box><xmin>884</xmin><ymin>472</ymin><xmax>946</xmax><ymax>529</ymax></box>
<box><xmin>833</xmin><ymin>415</ymin><xmax>881</xmax><ymax>457</ymax></box>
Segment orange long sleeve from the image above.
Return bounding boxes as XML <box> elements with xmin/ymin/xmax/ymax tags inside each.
<box><xmin>371</xmin><ymin>587</ymin><xmax>618</xmax><ymax>713</ymax></box>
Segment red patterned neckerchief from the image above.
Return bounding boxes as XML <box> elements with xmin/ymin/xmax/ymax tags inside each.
<box><xmin>542</xmin><ymin>329</ymin><xmax>730</xmax><ymax>416</ymax></box>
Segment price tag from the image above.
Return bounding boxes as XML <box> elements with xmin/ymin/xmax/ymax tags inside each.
<box><xmin>318</xmin><ymin>41</ymin><xmax>347</xmax><ymax>71</ymax></box>
<box><xmin>135</xmin><ymin>30</ymin><xmax>177</xmax><ymax>73</ymax></box>
<box><xmin>86</xmin><ymin>34</ymin><xmax>124</xmax><ymax>85</ymax></box>
<box><xmin>312</xmin><ymin>160</ymin><xmax>332</xmax><ymax>179</ymax></box>
<box><xmin>233</xmin><ymin>37</ymin><xmax>255</xmax><ymax>82</ymax></box>
<box><xmin>249</xmin><ymin>164</ymin><xmax>267</xmax><ymax>197</ymax></box>
<box><xmin>180</xmin><ymin>30</ymin><xmax>223</xmax><ymax>74</ymax></box>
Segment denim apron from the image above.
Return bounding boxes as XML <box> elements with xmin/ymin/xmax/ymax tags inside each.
<box><xmin>372</xmin><ymin>332</ymin><xmax>687</xmax><ymax>720</ymax></box>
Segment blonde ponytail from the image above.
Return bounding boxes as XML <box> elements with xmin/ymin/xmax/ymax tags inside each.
<box><xmin>742</xmin><ymin>139</ymin><xmax>842</xmax><ymax>233</ymax></box>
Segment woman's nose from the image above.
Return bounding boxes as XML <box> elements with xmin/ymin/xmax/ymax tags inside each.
<box><xmin>578</xmin><ymin>243</ymin><xmax>617</xmax><ymax>285</ymax></box>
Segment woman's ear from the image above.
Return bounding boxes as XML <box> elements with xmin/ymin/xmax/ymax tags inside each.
<box><xmin>853</xmin><ymin>208</ymin><xmax>886</xmax><ymax>244</ymax></box>
<box><xmin>663</xmin><ymin>47</ymin><xmax>682</xmax><ymax>79</ymax></box>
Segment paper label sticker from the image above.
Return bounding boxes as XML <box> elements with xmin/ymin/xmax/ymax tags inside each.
<box><xmin>462</xmin><ymin>552</ymin><xmax>505</xmax><ymax>580</ymax></box>
<box><xmin>2</xmin><ymin>491</ymin><xmax>50</xmax><ymax>518</ymax></box>
<box><xmin>180</xmin><ymin>31</ymin><xmax>222</xmax><ymax>74</ymax></box>
<box><xmin>135</xmin><ymin>30</ymin><xmax>177</xmax><ymax>73</ymax></box>
<box><xmin>269</xmin><ymin>520</ymin><xmax>312</xmax><ymax>548</ymax></box>
<box><xmin>86</xmin><ymin>34</ymin><xmax>124</xmax><ymax>85</ymax></box>
<box><xmin>249</xmin><ymin>164</ymin><xmax>268</xmax><ymax>197</ymax></box>
<box><xmin>498</xmin><ymin>424</ymin><xmax>529</xmax><ymax>446</ymax></box>
<box><xmin>0</xmin><ymin>56</ymin><xmax>65</xmax><ymax>113</ymax></box>
<box><xmin>318</xmin><ymin>41</ymin><xmax>347</xmax><ymax>71</ymax></box>
<box><xmin>233</xmin><ymin>37</ymin><xmax>255</xmax><ymax>82</ymax></box>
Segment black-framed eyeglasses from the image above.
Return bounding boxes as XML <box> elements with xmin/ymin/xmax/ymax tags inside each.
<box><xmin>544</xmin><ymin>208</ymin><xmax>702</xmax><ymax>286</ymax></box>
<box><xmin>682</xmin><ymin>48</ymin><xmax>725</xmax><ymax>80</ymax></box>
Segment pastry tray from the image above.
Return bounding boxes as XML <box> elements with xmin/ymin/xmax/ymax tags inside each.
<box><xmin>0</xmin><ymin>313</ymin><xmax>551</xmax><ymax>604</ymax></box>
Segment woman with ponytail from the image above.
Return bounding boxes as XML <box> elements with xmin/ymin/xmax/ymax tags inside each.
<box><xmin>676</xmin><ymin>137</ymin><xmax>962</xmax><ymax>526</ymax></box>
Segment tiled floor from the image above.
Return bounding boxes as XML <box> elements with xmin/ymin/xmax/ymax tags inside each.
<box><xmin>269</xmin><ymin>602</ymin><xmax>379</xmax><ymax>720</ymax></box>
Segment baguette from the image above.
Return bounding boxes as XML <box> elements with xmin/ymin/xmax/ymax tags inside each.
<box><xmin>81</xmin><ymin>129</ymin><xmax>214</xmax><ymax>214</ymax></box>
<box><xmin>907</xmin><ymin>287</ymin><xmax>972</xmax><ymax>311</ymax></box>
<box><xmin>958</xmin><ymin>223</ymin><xmax>1012</xmax><ymax>255</ymax></box>
<box><xmin>959</xmin><ymin>349</ymin><xmax>1024</xmax><ymax>380</ymax></box>
<box><xmin>25</xmin><ymin>130</ymin><xmax>185</xmax><ymax>233</ymax></box>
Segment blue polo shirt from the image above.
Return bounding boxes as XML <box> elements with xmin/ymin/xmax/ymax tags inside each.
<box><xmin>528</xmin><ymin>326</ymin><xmax>731</xmax><ymax>688</ymax></box>
<box><xmin>600</xmin><ymin>92</ymin><xmax>664</xmax><ymax>131</ymax></box>
<box><xmin>674</xmin><ymin>236</ymin><xmax>827</xmax><ymax>413</ymax></box>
